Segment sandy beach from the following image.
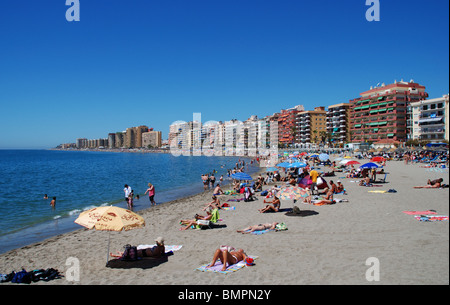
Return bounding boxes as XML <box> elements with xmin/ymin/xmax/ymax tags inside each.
<box><xmin>0</xmin><ymin>158</ymin><xmax>448</xmax><ymax>285</ymax></box>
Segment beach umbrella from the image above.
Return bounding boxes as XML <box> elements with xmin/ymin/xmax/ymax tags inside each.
<box><xmin>231</xmin><ymin>172</ymin><xmax>253</xmax><ymax>180</ymax></box>
<box><xmin>360</xmin><ymin>162</ymin><xmax>380</xmax><ymax>169</ymax></box>
<box><xmin>345</xmin><ymin>160</ymin><xmax>361</xmax><ymax>165</ymax></box>
<box><xmin>75</xmin><ymin>206</ymin><xmax>145</xmax><ymax>264</ymax></box>
<box><xmin>300</xmin><ymin>152</ymin><xmax>308</xmax><ymax>156</ymax></box>
<box><xmin>333</xmin><ymin>157</ymin><xmax>344</xmax><ymax>162</ymax></box>
<box><xmin>371</xmin><ymin>156</ymin><xmax>386</xmax><ymax>162</ymax></box>
<box><xmin>276</xmin><ymin>162</ymin><xmax>291</xmax><ymax>168</ymax></box>
<box><xmin>278</xmin><ymin>186</ymin><xmax>308</xmax><ymax>201</ymax></box>
<box><xmin>309</xmin><ymin>154</ymin><xmax>319</xmax><ymax>158</ymax></box>
<box><xmin>318</xmin><ymin>153</ymin><xmax>329</xmax><ymax>161</ymax></box>
<box><xmin>287</xmin><ymin>162</ymin><xmax>307</xmax><ymax>168</ymax></box>
<box><xmin>344</xmin><ymin>156</ymin><xmax>352</xmax><ymax>159</ymax></box>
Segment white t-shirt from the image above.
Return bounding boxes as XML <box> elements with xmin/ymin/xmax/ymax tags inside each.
<box><xmin>124</xmin><ymin>186</ymin><xmax>132</xmax><ymax>198</ymax></box>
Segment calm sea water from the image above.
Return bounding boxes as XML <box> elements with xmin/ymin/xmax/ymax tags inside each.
<box><xmin>0</xmin><ymin>150</ymin><xmax>256</xmax><ymax>253</ymax></box>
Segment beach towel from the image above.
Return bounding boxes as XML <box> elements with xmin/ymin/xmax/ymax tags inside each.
<box><xmin>222</xmin><ymin>206</ymin><xmax>236</xmax><ymax>210</ymax></box>
<box><xmin>245</xmin><ymin>229</ymin><xmax>275</xmax><ymax>235</ymax></box>
<box><xmin>227</xmin><ymin>198</ymin><xmax>244</xmax><ymax>202</ymax></box>
<box><xmin>414</xmin><ymin>215</ymin><xmax>449</xmax><ymax>222</ymax></box>
<box><xmin>137</xmin><ymin>245</ymin><xmax>183</xmax><ymax>253</ymax></box>
<box><xmin>403</xmin><ymin>211</ymin><xmax>437</xmax><ymax>215</ymax></box>
<box><xmin>195</xmin><ymin>256</ymin><xmax>258</xmax><ymax>274</ymax></box>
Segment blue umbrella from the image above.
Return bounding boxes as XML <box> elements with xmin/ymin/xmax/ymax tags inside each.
<box><xmin>287</xmin><ymin>162</ymin><xmax>307</xmax><ymax>168</ymax></box>
<box><xmin>276</xmin><ymin>162</ymin><xmax>291</xmax><ymax>168</ymax></box>
<box><xmin>231</xmin><ymin>172</ymin><xmax>253</xmax><ymax>180</ymax></box>
<box><xmin>360</xmin><ymin>162</ymin><xmax>381</xmax><ymax>169</ymax></box>
<box><xmin>319</xmin><ymin>153</ymin><xmax>329</xmax><ymax>161</ymax></box>
<box><xmin>309</xmin><ymin>154</ymin><xmax>319</xmax><ymax>158</ymax></box>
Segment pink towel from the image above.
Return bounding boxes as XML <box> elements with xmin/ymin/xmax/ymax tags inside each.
<box><xmin>403</xmin><ymin>210</ymin><xmax>437</xmax><ymax>215</ymax></box>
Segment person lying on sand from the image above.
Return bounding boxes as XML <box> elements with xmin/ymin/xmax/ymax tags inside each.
<box><xmin>208</xmin><ymin>248</ymin><xmax>248</xmax><ymax>271</ymax></box>
<box><xmin>414</xmin><ymin>178</ymin><xmax>443</xmax><ymax>189</ymax></box>
<box><xmin>179</xmin><ymin>209</ymin><xmax>219</xmax><ymax>230</ymax></box>
<box><xmin>259</xmin><ymin>196</ymin><xmax>280</xmax><ymax>213</ymax></box>
<box><xmin>110</xmin><ymin>237</ymin><xmax>165</xmax><ymax>258</ymax></box>
<box><xmin>236</xmin><ymin>222</ymin><xmax>278</xmax><ymax>234</ymax></box>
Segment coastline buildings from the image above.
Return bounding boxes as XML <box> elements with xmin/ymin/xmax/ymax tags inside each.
<box><xmin>65</xmin><ymin>79</ymin><xmax>447</xmax><ymax>152</ymax></box>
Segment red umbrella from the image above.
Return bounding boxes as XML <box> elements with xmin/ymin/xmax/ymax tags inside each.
<box><xmin>346</xmin><ymin>160</ymin><xmax>361</xmax><ymax>165</ymax></box>
<box><xmin>371</xmin><ymin>156</ymin><xmax>385</xmax><ymax>162</ymax></box>
<box><xmin>300</xmin><ymin>152</ymin><xmax>308</xmax><ymax>156</ymax></box>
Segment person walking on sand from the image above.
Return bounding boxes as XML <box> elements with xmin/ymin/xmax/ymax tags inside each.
<box><xmin>144</xmin><ymin>183</ymin><xmax>156</xmax><ymax>206</ymax></box>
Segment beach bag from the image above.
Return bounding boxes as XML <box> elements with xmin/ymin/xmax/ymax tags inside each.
<box><xmin>275</xmin><ymin>222</ymin><xmax>288</xmax><ymax>231</ymax></box>
<box><xmin>121</xmin><ymin>244</ymin><xmax>138</xmax><ymax>261</ymax></box>
<box><xmin>260</xmin><ymin>190</ymin><xmax>268</xmax><ymax>196</ymax></box>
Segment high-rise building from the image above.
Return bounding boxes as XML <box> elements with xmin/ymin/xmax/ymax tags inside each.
<box><xmin>278</xmin><ymin>105</ymin><xmax>304</xmax><ymax>147</ymax></box>
<box><xmin>326</xmin><ymin>103</ymin><xmax>351</xmax><ymax>146</ymax></box>
<box><xmin>108</xmin><ymin>133</ymin><xmax>116</xmax><ymax>148</ymax></box>
<box><xmin>142</xmin><ymin>130</ymin><xmax>162</xmax><ymax>148</ymax></box>
<box><xmin>296</xmin><ymin>107</ymin><xmax>327</xmax><ymax>145</ymax></box>
<box><xmin>349</xmin><ymin>80</ymin><xmax>428</xmax><ymax>143</ymax></box>
<box><xmin>134</xmin><ymin>125</ymin><xmax>149</xmax><ymax>148</ymax></box>
<box><xmin>410</xmin><ymin>94</ymin><xmax>449</xmax><ymax>142</ymax></box>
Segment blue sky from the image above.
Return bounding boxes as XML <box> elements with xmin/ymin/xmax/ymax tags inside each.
<box><xmin>0</xmin><ymin>0</ymin><xmax>448</xmax><ymax>149</ymax></box>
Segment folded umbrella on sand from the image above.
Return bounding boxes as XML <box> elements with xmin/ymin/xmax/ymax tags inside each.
<box><xmin>74</xmin><ymin>206</ymin><xmax>145</xmax><ymax>264</ymax></box>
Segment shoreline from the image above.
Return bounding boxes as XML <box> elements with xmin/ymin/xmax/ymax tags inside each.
<box><xmin>0</xmin><ymin>155</ymin><xmax>261</xmax><ymax>255</ymax></box>
<box><xmin>0</xmin><ymin>158</ymin><xmax>448</xmax><ymax>285</ymax></box>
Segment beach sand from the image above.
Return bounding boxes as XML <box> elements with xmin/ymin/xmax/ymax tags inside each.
<box><xmin>0</xmin><ymin>160</ymin><xmax>448</xmax><ymax>285</ymax></box>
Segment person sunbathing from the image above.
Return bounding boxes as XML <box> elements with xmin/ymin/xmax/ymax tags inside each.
<box><xmin>414</xmin><ymin>178</ymin><xmax>443</xmax><ymax>189</ymax></box>
<box><xmin>179</xmin><ymin>209</ymin><xmax>219</xmax><ymax>230</ymax></box>
<box><xmin>236</xmin><ymin>222</ymin><xmax>278</xmax><ymax>234</ymax></box>
<box><xmin>110</xmin><ymin>237</ymin><xmax>165</xmax><ymax>258</ymax></box>
<box><xmin>207</xmin><ymin>248</ymin><xmax>248</xmax><ymax>271</ymax></box>
<box><xmin>259</xmin><ymin>196</ymin><xmax>280</xmax><ymax>213</ymax></box>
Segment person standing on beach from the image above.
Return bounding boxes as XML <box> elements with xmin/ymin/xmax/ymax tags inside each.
<box><xmin>144</xmin><ymin>183</ymin><xmax>156</xmax><ymax>206</ymax></box>
<box><xmin>124</xmin><ymin>184</ymin><xmax>132</xmax><ymax>205</ymax></box>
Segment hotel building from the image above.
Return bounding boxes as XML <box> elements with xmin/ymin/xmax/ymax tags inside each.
<box><xmin>349</xmin><ymin>80</ymin><xmax>428</xmax><ymax>143</ymax></box>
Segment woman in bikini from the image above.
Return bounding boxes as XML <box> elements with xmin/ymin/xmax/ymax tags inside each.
<box><xmin>236</xmin><ymin>222</ymin><xmax>278</xmax><ymax>234</ymax></box>
<box><xmin>259</xmin><ymin>196</ymin><xmax>281</xmax><ymax>213</ymax></box>
<box><xmin>207</xmin><ymin>248</ymin><xmax>248</xmax><ymax>271</ymax></box>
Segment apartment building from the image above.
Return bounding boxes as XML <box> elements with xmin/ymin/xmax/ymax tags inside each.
<box><xmin>410</xmin><ymin>94</ymin><xmax>449</xmax><ymax>142</ymax></box>
<box><xmin>326</xmin><ymin>103</ymin><xmax>351</xmax><ymax>146</ymax></box>
<box><xmin>142</xmin><ymin>130</ymin><xmax>162</xmax><ymax>148</ymax></box>
<box><xmin>296</xmin><ymin>106</ymin><xmax>327</xmax><ymax>145</ymax></box>
<box><xmin>349</xmin><ymin>80</ymin><xmax>428</xmax><ymax>143</ymax></box>
<box><xmin>278</xmin><ymin>105</ymin><xmax>304</xmax><ymax>146</ymax></box>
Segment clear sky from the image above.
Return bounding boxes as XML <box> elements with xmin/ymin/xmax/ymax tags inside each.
<box><xmin>0</xmin><ymin>0</ymin><xmax>448</xmax><ymax>149</ymax></box>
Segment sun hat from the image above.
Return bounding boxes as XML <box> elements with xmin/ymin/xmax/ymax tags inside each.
<box><xmin>155</xmin><ymin>237</ymin><xmax>164</xmax><ymax>245</ymax></box>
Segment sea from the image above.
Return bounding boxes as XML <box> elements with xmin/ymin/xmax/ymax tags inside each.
<box><xmin>0</xmin><ymin>149</ymin><xmax>257</xmax><ymax>254</ymax></box>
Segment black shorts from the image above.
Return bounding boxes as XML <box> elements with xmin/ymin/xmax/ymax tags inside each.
<box><xmin>149</xmin><ymin>195</ymin><xmax>155</xmax><ymax>201</ymax></box>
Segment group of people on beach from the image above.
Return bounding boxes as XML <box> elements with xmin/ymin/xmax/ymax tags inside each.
<box><xmin>123</xmin><ymin>182</ymin><xmax>156</xmax><ymax>210</ymax></box>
